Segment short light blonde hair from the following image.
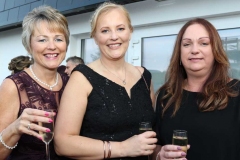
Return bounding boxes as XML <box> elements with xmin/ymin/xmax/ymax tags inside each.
<box><xmin>22</xmin><ymin>5</ymin><xmax>70</xmax><ymax>53</ymax></box>
<box><xmin>90</xmin><ymin>2</ymin><xmax>133</xmax><ymax>38</ymax></box>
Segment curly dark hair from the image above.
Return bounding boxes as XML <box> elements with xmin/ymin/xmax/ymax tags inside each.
<box><xmin>8</xmin><ymin>55</ymin><xmax>33</xmax><ymax>74</ymax></box>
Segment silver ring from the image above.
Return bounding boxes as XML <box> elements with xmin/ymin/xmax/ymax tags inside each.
<box><xmin>27</xmin><ymin>123</ymin><xmax>31</xmax><ymax>130</ymax></box>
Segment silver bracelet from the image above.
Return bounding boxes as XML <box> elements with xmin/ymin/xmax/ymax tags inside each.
<box><xmin>0</xmin><ymin>129</ymin><xmax>18</xmax><ymax>150</ymax></box>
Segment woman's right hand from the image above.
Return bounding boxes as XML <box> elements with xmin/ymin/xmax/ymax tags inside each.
<box><xmin>121</xmin><ymin>131</ymin><xmax>157</xmax><ymax>157</ymax></box>
<box><xmin>156</xmin><ymin>144</ymin><xmax>189</xmax><ymax>160</ymax></box>
<box><xmin>12</xmin><ymin>108</ymin><xmax>55</xmax><ymax>140</ymax></box>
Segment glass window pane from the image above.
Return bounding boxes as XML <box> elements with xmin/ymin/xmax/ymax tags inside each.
<box><xmin>82</xmin><ymin>38</ymin><xmax>100</xmax><ymax>64</ymax></box>
<box><xmin>142</xmin><ymin>35</ymin><xmax>176</xmax><ymax>92</ymax></box>
<box><xmin>218</xmin><ymin>28</ymin><xmax>240</xmax><ymax>79</ymax></box>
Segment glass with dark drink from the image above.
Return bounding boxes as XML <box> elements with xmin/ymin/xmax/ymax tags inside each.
<box><xmin>139</xmin><ymin>122</ymin><xmax>152</xmax><ymax>134</ymax></box>
<box><xmin>139</xmin><ymin>122</ymin><xmax>152</xmax><ymax>160</ymax></box>
<box><xmin>172</xmin><ymin>130</ymin><xmax>188</xmax><ymax>153</ymax></box>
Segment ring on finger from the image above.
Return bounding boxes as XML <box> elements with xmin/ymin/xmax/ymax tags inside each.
<box><xmin>27</xmin><ymin>123</ymin><xmax>31</xmax><ymax>130</ymax></box>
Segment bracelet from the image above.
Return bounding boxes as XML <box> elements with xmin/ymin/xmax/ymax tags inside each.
<box><xmin>103</xmin><ymin>141</ymin><xmax>106</xmax><ymax>159</ymax></box>
<box><xmin>0</xmin><ymin>129</ymin><xmax>18</xmax><ymax>150</ymax></box>
<box><xmin>107</xmin><ymin>141</ymin><xmax>111</xmax><ymax>159</ymax></box>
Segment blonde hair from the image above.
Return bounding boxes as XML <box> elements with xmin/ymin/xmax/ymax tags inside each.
<box><xmin>90</xmin><ymin>2</ymin><xmax>133</xmax><ymax>37</ymax></box>
<box><xmin>22</xmin><ymin>5</ymin><xmax>70</xmax><ymax>53</ymax></box>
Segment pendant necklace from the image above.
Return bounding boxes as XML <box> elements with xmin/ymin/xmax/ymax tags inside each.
<box><xmin>100</xmin><ymin>59</ymin><xmax>126</xmax><ymax>85</ymax></box>
<box><xmin>30</xmin><ymin>65</ymin><xmax>58</xmax><ymax>90</ymax></box>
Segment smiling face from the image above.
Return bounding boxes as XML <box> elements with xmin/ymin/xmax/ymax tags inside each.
<box><xmin>181</xmin><ymin>23</ymin><xmax>215</xmax><ymax>77</ymax></box>
<box><xmin>30</xmin><ymin>21</ymin><xmax>67</xmax><ymax>70</ymax></box>
<box><xmin>93</xmin><ymin>8</ymin><xmax>132</xmax><ymax>60</ymax></box>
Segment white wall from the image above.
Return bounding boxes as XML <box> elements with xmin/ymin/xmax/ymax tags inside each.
<box><xmin>0</xmin><ymin>0</ymin><xmax>240</xmax><ymax>82</ymax></box>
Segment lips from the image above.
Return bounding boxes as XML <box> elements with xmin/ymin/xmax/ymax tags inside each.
<box><xmin>189</xmin><ymin>58</ymin><xmax>203</xmax><ymax>60</ymax></box>
<box><xmin>44</xmin><ymin>53</ymin><xmax>58</xmax><ymax>58</ymax></box>
<box><xmin>108</xmin><ymin>43</ymin><xmax>121</xmax><ymax>49</ymax></box>
<box><xmin>44</xmin><ymin>53</ymin><xmax>59</xmax><ymax>60</ymax></box>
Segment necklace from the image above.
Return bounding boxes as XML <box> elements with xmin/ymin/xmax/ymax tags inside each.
<box><xmin>100</xmin><ymin>59</ymin><xmax>126</xmax><ymax>85</ymax></box>
<box><xmin>29</xmin><ymin>65</ymin><xmax>59</xmax><ymax>90</ymax></box>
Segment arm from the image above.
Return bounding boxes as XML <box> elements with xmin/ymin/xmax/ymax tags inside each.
<box><xmin>0</xmin><ymin>79</ymin><xmax>55</xmax><ymax>159</ymax></box>
<box><xmin>0</xmin><ymin>79</ymin><xmax>20</xmax><ymax>159</ymax></box>
<box><xmin>54</xmin><ymin>71</ymin><xmax>158</xmax><ymax>159</ymax></box>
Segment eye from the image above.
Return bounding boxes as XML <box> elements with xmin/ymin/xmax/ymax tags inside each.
<box><xmin>201</xmin><ymin>42</ymin><xmax>209</xmax><ymax>46</ymax></box>
<box><xmin>118</xmin><ymin>28</ymin><xmax>125</xmax><ymax>31</ymax></box>
<box><xmin>38</xmin><ymin>39</ymin><xmax>46</xmax><ymax>42</ymax></box>
<box><xmin>183</xmin><ymin>43</ymin><xmax>190</xmax><ymax>47</ymax></box>
<box><xmin>101</xmin><ymin>30</ymin><xmax>109</xmax><ymax>33</ymax></box>
<box><xmin>55</xmin><ymin>38</ymin><xmax>63</xmax><ymax>42</ymax></box>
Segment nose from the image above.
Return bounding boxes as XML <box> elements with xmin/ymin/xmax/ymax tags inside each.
<box><xmin>47</xmin><ymin>40</ymin><xmax>56</xmax><ymax>50</ymax></box>
<box><xmin>110</xmin><ymin>31</ymin><xmax>118</xmax><ymax>40</ymax></box>
<box><xmin>191</xmin><ymin>43</ymin><xmax>199</xmax><ymax>54</ymax></box>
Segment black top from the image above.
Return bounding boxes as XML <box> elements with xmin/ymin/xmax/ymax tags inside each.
<box><xmin>72</xmin><ymin>65</ymin><xmax>155</xmax><ymax>160</ymax></box>
<box><xmin>7</xmin><ymin>71</ymin><xmax>68</xmax><ymax>160</ymax></box>
<box><xmin>155</xmin><ymin>79</ymin><xmax>240</xmax><ymax>160</ymax></box>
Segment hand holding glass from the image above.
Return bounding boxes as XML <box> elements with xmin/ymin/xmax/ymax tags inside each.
<box><xmin>172</xmin><ymin>130</ymin><xmax>188</xmax><ymax>153</ymax></box>
<box><xmin>39</xmin><ymin>109</ymin><xmax>54</xmax><ymax>160</ymax></box>
<box><xmin>139</xmin><ymin>122</ymin><xmax>152</xmax><ymax>160</ymax></box>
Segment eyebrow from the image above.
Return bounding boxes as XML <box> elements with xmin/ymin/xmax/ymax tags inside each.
<box><xmin>182</xmin><ymin>37</ymin><xmax>210</xmax><ymax>41</ymax></box>
<box><xmin>100</xmin><ymin>24</ymin><xmax>125</xmax><ymax>29</ymax></box>
<box><xmin>36</xmin><ymin>35</ymin><xmax>64</xmax><ymax>38</ymax></box>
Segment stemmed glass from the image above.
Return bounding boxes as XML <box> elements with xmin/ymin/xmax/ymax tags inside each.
<box><xmin>172</xmin><ymin>130</ymin><xmax>188</xmax><ymax>153</ymax></box>
<box><xmin>39</xmin><ymin>109</ymin><xmax>54</xmax><ymax>160</ymax></box>
<box><xmin>139</xmin><ymin>122</ymin><xmax>152</xmax><ymax>160</ymax></box>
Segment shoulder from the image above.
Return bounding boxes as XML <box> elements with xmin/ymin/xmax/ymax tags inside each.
<box><xmin>130</xmin><ymin>65</ymin><xmax>151</xmax><ymax>77</ymax></box>
<box><xmin>73</xmin><ymin>64</ymin><xmax>87</xmax><ymax>72</ymax></box>
<box><xmin>0</xmin><ymin>78</ymin><xmax>19</xmax><ymax>103</ymax></box>
<box><xmin>228</xmin><ymin>79</ymin><xmax>240</xmax><ymax>90</ymax></box>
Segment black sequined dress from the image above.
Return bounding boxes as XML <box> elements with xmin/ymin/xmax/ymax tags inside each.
<box><xmin>6</xmin><ymin>71</ymin><xmax>68</xmax><ymax>160</ymax></box>
<box><xmin>72</xmin><ymin>65</ymin><xmax>155</xmax><ymax>160</ymax></box>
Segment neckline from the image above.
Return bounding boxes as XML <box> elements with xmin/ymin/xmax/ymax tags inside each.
<box><xmin>83</xmin><ymin>65</ymin><xmax>146</xmax><ymax>92</ymax></box>
<box><xmin>183</xmin><ymin>79</ymin><xmax>238</xmax><ymax>93</ymax></box>
<box><xmin>22</xmin><ymin>71</ymin><xmax>64</xmax><ymax>92</ymax></box>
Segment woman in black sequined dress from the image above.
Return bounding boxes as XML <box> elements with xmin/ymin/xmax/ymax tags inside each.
<box><xmin>54</xmin><ymin>2</ymin><xmax>157</xmax><ymax>160</ymax></box>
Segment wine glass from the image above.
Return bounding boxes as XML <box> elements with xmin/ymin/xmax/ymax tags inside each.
<box><xmin>139</xmin><ymin>122</ymin><xmax>152</xmax><ymax>133</ymax></box>
<box><xmin>172</xmin><ymin>130</ymin><xmax>188</xmax><ymax>153</ymax></box>
<box><xmin>139</xmin><ymin>122</ymin><xmax>152</xmax><ymax>160</ymax></box>
<box><xmin>39</xmin><ymin>109</ymin><xmax>54</xmax><ymax>160</ymax></box>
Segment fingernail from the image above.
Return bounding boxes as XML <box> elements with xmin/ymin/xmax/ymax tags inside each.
<box><xmin>177</xmin><ymin>146</ymin><xmax>182</xmax><ymax>150</ymax></box>
<box><xmin>45</xmin><ymin>112</ymin><xmax>49</xmax><ymax>116</ymax></box>
<box><xmin>46</xmin><ymin>128</ymin><xmax>51</xmax><ymax>132</ymax></box>
<box><xmin>49</xmin><ymin>119</ymin><xmax>53</xmax><ymax>123</ymax></box>
<box><xmin>181</xmin><ymin>152</ymin><xmax>186</xmax><ymax>156</ymax></box>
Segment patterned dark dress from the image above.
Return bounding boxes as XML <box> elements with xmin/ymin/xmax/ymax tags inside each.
<box><xmin>6</xmin><ymin>71</ymin><xmax>68</xmax><ymax>160</ymax></box>
<box><xmin>70</xmin><ymin>65</ymin><xmax>155</xmax><ymax>160</ymax></box>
